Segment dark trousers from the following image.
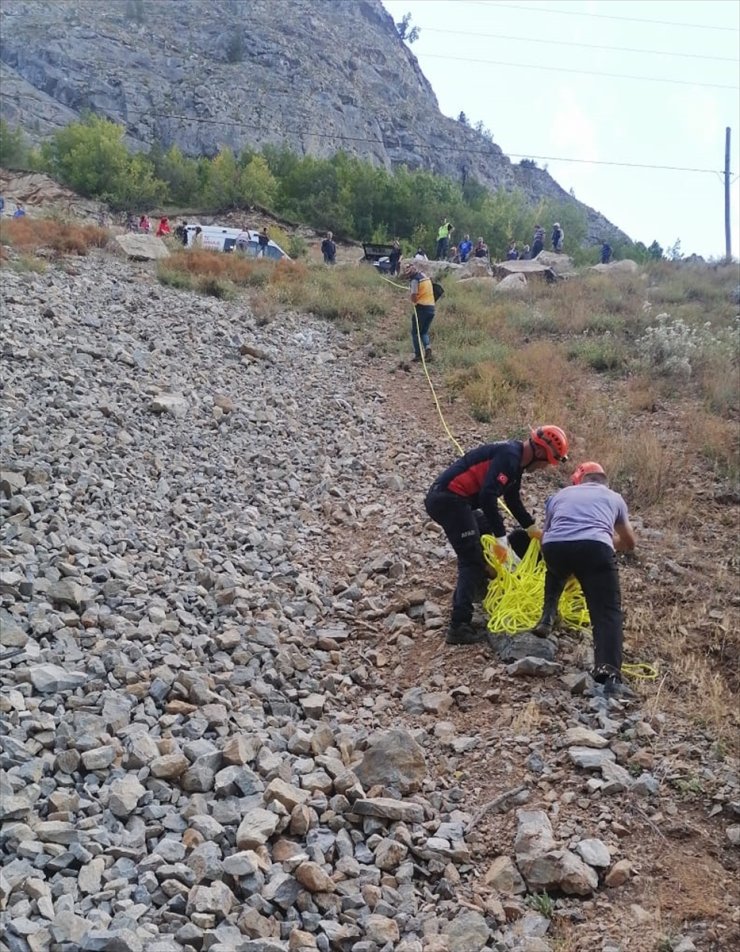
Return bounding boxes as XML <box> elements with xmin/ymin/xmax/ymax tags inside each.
<box><xmin>531</xmin><ymin>239</ymin><xmax>544</xmax><ymax>258</ymax></box>
<box><xmin>425</xmin><ymin>488</ymin><xmax>488</xmax><ymax>624</ymax></box>
<box><xmin>411</xmin><ymin>305</ymin><xmax>435</xmax><ymax>358</ymax></box>
<box><xmin>541</xmin><ymin>540</ymin><xmax>623</xmax><ymax>675</ymax></box>
<box><xmin>436</xmin><ymin>237</ymin><xmax>449</xmax><ymax>260</ymax></box>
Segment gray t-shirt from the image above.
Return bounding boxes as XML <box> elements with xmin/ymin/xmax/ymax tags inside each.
<box><xmin>542</xmin><ymin>483</ymin><xmax>629</xmax><ymax>549</ymax></box>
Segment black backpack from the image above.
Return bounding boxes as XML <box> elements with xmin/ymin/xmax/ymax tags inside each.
<box><xmin>432</xmin><ymin>281</ymin><xmax>445</xmax><ymax>302</ymax></box>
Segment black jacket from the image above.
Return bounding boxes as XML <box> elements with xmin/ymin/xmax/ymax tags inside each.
<box><xmin>429</xmin><ymin>440</ymin><xmax>535</xmax><ymax>537</ymax></box>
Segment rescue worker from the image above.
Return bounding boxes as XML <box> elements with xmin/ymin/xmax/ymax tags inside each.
<box><xmin>403</xmin><ymin>261</ymin><xmax>435</xmax><ymax>363</ymax></box>
<box><xmin>533</xmin><ymin>461</ymin><xmax>636</xmax><ymax>697</ymax></box>
<box><xmin>436</xmin><ymin>218</ymin><xmax>452</xmax><ymax>260</ymax></box>
<box><xmin>425</xmin><ymin>426</ymin><xmax>569</xmax><ymax>645</ymax></box>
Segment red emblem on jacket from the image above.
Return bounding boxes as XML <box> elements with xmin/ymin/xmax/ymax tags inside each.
<box><xmin>497</xmin><ymin>472</ymin><xmax>509</xmax><ymax>485</ymax></box>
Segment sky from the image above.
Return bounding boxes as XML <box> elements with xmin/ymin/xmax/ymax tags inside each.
<box><xmin>382</xmin><ymin>0</ymin><xmax>740</xmax><ymax>259</ymax></box>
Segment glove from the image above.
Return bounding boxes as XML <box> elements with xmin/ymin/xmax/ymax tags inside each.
<box><xmin>492</xmin><ymin>536</ymin><xmax>509</xmax><ymax>563</ymax></box>
<box><xmin>526</xmin><ymin>526</ymin><xmax>543</xmax><ymax>541</ymax></box>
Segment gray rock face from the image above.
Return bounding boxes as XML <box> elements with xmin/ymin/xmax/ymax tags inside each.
<box><xmin>0</xmin><ymin>0</ymin><xmax>628</xmax><ymax>244</ymax></box>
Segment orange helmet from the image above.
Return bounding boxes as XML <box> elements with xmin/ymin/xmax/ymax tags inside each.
<box><xmin>530</xmin><ymin>425</ymin><xmax>569</xmax><ymax>464</ymax></box>
<box><xmin>572</xmin><ymin>461</ymin><xmax>605</xmax><ymax>485</ymax></box>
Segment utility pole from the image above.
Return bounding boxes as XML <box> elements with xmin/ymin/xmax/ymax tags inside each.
<box><xmin>725</xmin><ymin>127</ymin><xmax>732</xmax><ymax>262</ymax></box>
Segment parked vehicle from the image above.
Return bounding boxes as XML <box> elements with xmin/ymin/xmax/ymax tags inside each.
<box><xmin>360</xmin><ymin>241</ymin><xmax>397</xmax><ymax>273</ymax></box>
<box><xmin>185</xmin><ymin>225</ymin><xmax>289</xmax><ymax>259</ymax></box>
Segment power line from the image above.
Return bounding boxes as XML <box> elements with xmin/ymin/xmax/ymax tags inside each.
<box><xmin>421</xmin><ymin>26</ymin><xmax>738</xmax><ymax>63</ymax></box>
<box><xmin>464</xmin><ymin>1</ymin><xmax>740</xmax><ymax>33</ymax></box>
<box><xmin>420</xmin><ymin>52</ymin><xmax>739</xmax><ymax>90</ymax></box>
<box><xmin>1</xmin><ymin>92</ymin><xmax>728</xmax><ymax>174</ymax></box>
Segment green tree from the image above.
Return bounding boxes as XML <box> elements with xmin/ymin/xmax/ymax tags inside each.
<box><xmin>202</xmin><ymin>147</ymin><xmax>241</xmax><ymax>209</ymax></box>
<box><xmin>42</xmin><ymin>115</ymin><xmax>165</xmax><ymax>208</ymax></box>
<box><xmin>238</xmin><ymin>154</ymin><xmax>277</xmax><ymax>207</ymax></box>
<box><xmin>648</xmin><ymin>240</ymin><xmax>664</xmax><ymax>260</ymax></box>
<box><xmin>150</xmin><ymin>143</ymin><xmax>200</xmax><ymax>205</ymax></box>
<box><xmin>0</xmin><ymin>119</ymin><xmax>30</xmax><ymax>168</ymax></box>
<box><xmin>396</xmin><ymin>13</ymin><xmax>420</xmax><ymax>44</ymax></box>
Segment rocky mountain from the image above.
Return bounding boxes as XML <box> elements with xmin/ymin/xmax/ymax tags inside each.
<box><xmin>0</xmin><ymin>0</ymin><xmax>628</xmax><ymax>243</ymax></box>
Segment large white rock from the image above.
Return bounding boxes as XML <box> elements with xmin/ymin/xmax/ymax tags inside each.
<box><xmin>115</xmin><ymin>233</ymin><xmax>170</xmax><ymax>260</ymax></box>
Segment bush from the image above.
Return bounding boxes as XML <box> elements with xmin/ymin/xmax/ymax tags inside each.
<box><xmin>0</xmin><ymin>218</ymin><xmax>109</xmax><ymax>255</ymax></box>
<box><xmin>635</xmin><ymin>313</ymin><xmax>738</xmax><ymax>380</ymax></box>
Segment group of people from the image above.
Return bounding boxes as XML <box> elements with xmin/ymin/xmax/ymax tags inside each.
<box><xmin>431</xmin><ymin>217</ymin><xmax>566</xmax><ymax>265</ymax></box>
<box><xmin>507</xmin><ymin>222</ymin><xmax>564</xmax><ymax>260</ymax></box>
<box><xmin>425</xmin><ymin>426</ymin><xmax>635</xmax><ymax>698</ymax></box>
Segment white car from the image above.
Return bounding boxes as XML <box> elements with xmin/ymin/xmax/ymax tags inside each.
<box><xmin>185</xmin><ymin>224</ymin><xmax>289</xmax><ymax>259</ymax></box>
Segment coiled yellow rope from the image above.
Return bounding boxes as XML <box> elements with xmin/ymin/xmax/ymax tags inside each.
<box><xmin>480</xmin><ymin>535</ymin><xmax>658</xmax><ymax>681</ymax></box>
<box><xmin>382</xmin><ymin>274</ymin><xmax>657</xmax><ymax>682</ymax></box>
<box><xmin>481</xmin><ymin>535</ymin><xmax>590</xmax><ymax>633</ymax></box>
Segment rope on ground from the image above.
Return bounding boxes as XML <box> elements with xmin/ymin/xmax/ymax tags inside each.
<box><xmin>481</xmin><ymin>535</ymin><xmax>589</xmax><ymax>633</ymax></box>
<box><xmin>382</xmin><ymin>274</ymin><xmax>658</xmax><ymax>683</ymax></box>
<box><xmin>380</xmin><ymin>272</ymin><xmax>465</xmax><ymax>457</ymax></box>
<box><xmin>480</xmin><ymin>536</ymin><xmax>659</xmax><ymax>681</ymax></box>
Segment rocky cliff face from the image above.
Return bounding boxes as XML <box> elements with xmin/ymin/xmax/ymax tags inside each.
<box><xmin>0</xmin><ymin>0</ymin><xmax>628</xmax><ymax>242</ymax></box>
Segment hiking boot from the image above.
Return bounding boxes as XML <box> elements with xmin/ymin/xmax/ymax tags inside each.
<box><xmin>532</xmin><ymin>607</ymin><xmax>557</xmax><ymax>638</ymax></box>
<box><xmin>602</xmin><ymin>675</ymin><xmax>635</xmax><ymax>699</ymax></box>
<box><xmin>445</xmin><ymin>621</ymin><xmax>485</xmax><ymax>646</ymax></box>
<box><xmin>412</xmin><ymin>354</ymin><xmax>422</xmax><ymax>363</ymax></box>
<box><xmin>593</xmin><ymin>666</ymin><xmax>635</xmax><ymax>700</ymax></box>
<box><xmin>424</xmin><ymin>347</ymin><xmax>433</xmax><ymax>362</ymax></box>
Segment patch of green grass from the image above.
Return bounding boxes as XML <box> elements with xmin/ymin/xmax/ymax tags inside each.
<box><xmin>6</xmin><ymin>254</ymin><xmax>48</xmax><ymax>274</ymax></box>
<box><xmin>506</xmin><ymin>308</ymin><xmax>560</xmax><ymax>336</ymax></box>
<box><xmin>567</xmin><ymin>335</ymin><xmax>627</xmax><ymax>372</ymax></box>
<box><xmin>157</xmin><ymin>265</ymin><xmax>194</xmax><ymax>290</ymax></box>
<box><xmin>528</xmin><ymin>891</ymin><xmax>555</xmax><ymax>917</ymax></box>
<box><xmin>196</xmin><ymin>276</ymin><xmax>236</xmax><ymax>300</ymax></box>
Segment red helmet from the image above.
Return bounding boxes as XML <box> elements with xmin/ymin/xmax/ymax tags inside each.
<box><xmin>572</xmin><ymin>461</ymin><xmax>605</xmax><ymax>485</ymax></box>
<box><xmin>530</xmin><ymin>425</ymin><xmax>569</xmax><ymax>464</ymax></box>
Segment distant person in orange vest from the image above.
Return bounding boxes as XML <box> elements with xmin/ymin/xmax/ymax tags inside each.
<box><xmin>156</xmin><ymin>216</ymin><xmax>171</xmax><ymax>237</ymax></box>
<box><xmin>403</xmin><ymin>260</ymin><xmax>436</xmax><ymax>363</ymax></box>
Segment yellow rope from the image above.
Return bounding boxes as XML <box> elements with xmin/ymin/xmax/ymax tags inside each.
<box><xmin>480</xmin><ymin>535</ymin><xmax>658</xmax><ymax>681</ymax></box>
<box><xmin>380</xmin><ymin>272</ymin><xmax>465</xmax><ymax>456</ymax></box>
<box><xmin>382</xmin><ymin>274</ymin><xmax>658</xmax><ymax>684</ymax></box>
<box><xmin>481</xmin><ymin>535</ymin><xmax>589</xmax><ymax>633</ymax></box>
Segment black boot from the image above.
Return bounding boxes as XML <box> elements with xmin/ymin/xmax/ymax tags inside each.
<box><xmin>533</xmin><ymin>577</ymin><xmax>565</xmax><ymax>637</ymax></box>
<box><xmin>532</xmin><ymin>602</ymin><xmax>558</xmax><ymax>637</ymax></box>
<box><xmin>446</xmin><ymin>621</ymin><xmax>485</xmax><ymax>646</ymax></box>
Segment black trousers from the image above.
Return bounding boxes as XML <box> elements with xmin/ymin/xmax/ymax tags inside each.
<box><xmin>425</xmin><ymin>488</ymin><xmax>489</xmax><ymax>625</ymax></box>
<box><xmin>541</xmin><ymin>540</ymin><xmax>623</xmax><ymax>675</ymax></box>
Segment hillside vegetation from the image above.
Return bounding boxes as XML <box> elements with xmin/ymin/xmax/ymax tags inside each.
<box><xmin>1</xmin><ymin>116</ymin><xmax>658</xmax><ymax>263</ymax></box>
<box><xmin>1</xmin><ymin>215</ymin><xmax>739</xmax><ymax>951</ymax></box>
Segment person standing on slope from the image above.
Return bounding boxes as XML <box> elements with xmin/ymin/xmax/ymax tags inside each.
<box><xmin>533</xmin><ymin>461</ymin><xmax>636</xmax><ymax>698</ymax></box>
<box><xmin>425</xmin><ymin>426</ymin><xmax>569</xmax><ymax>645</ymax></box>
<box><xmin>403</xmin><ymin>260</ymin><xmax>436</xmax><ymax>364</ymax></box>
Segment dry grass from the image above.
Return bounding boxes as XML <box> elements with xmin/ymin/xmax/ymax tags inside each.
<box><xmin>0</xmin><ymin>217</ymin><xmax>109</xmax><ymax>255</ymax></box>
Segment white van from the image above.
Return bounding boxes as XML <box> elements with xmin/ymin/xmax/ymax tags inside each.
<box><xmin>185</xmin><ymin>224</ymin><xmax>289</xmax><ymax>260</ymax></box>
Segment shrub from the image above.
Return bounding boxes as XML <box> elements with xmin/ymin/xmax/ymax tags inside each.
<box><xmin>0</xmin><ymin>218</ymin><xmax>109</xmax><ymax>255</ymax></box>
<box><xmin>568</xmin><ymin>335</ymin><xmax>627</xmax><ymax>372</ymax></box>
<box><xmin>157</xmin><ymin>265</ymin><xmax>194</xmax><ymax>291</ymax></box>
<box><xmin>636</xmin><ymin>313</ymin><xmax>737</xmax><ymax>380</ymax></box>
<box><xmin>196</xmin><ymin>276</ymin><xmax>235</xmax><ymax>300</ymax></box>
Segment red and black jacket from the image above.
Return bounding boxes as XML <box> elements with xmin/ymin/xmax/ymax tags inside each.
<box><xmin>429</xmin><ymin>440</ymin><xmax>535</xmax><ymax>537</ymax></box>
